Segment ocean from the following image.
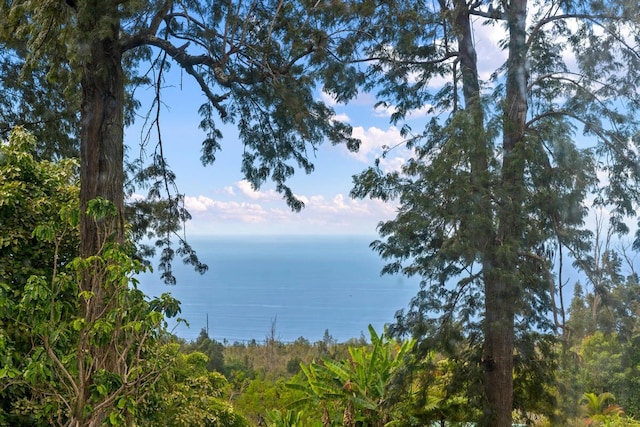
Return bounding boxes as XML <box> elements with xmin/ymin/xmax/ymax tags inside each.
<box><xmin>137</xmin><ymin>235</ymin><xmax>421</xmax><ymax>343</ymax></box>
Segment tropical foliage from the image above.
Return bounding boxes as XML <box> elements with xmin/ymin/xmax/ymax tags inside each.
<box><xmin>581</xmin><ymin>392</ymin><xmax>625</xmax><ymax>426</ymax></box>
<box><xmin>288</xmin><ymin>325</ymin><xmax>414</xmax><ymax>426</ymax></box>
<box><xmin>1</xmin><ymin>128</ymin><xmax>79</xmax><ymax>425</ymax></box>
<box><xmin>2</xmin><ymin>127</ymin><xmax>640</xmax><ymax>426</ymax></box>
<box><xmin>2</xmin><ymin>0</ymin><xmax>640</xmax><ymax>425</ymax></box>
<box><xmin>0</xmin><ymin>129</ymin><xmax>247</xmax><ymax>426</ymax></box>
<box><xmin>139</xmin><ymin>349</ymin><xmax>249</xmax><ymax>427</ymax></box>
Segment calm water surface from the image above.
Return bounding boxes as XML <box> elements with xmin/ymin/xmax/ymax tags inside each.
<box><xmin>138</xmin><ymin>235</ymin><xmax>420</xmax><ymax>343</ymax></box>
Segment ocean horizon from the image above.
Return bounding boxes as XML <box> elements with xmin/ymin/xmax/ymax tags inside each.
<box><xmin>137</xmin><ymin>235</ymin><xmax>421</xmax><ymax>343</ymax></box>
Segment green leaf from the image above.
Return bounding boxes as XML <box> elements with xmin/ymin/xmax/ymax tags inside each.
<box><xmin>60</xmin><ymin>204</ymin><xmax>80</xmax><ymax>227</ymax></box>
<box><xmin>97</xmin><ymin>384</ymin><xmax>108</xmax><ymax>396</ymax></box>
<box><xmin>86</xmin><ymin>197</ymin><xmax>117</xmax><ymax>220</ymax></box>
<box><xmin>72</xmin><ymin>318</ymin><xmax>85</xmax><ymax>331</ymax></box>
<box><xmin>32</xmin><ymin>223</ymin><xmax>56</xmax><ymax>242</ymax></box>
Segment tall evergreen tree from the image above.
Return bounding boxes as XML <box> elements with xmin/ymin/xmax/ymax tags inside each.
<box><xmin>0</xmin><ymin>44</ymin><xmax>79</xmax><ymax>159</ymax></box>
<box><xmin>351</xmin><ymin>0</ymin><xmax>640</xmax><ymax>425</ymax></box>
<box><xmin>1</xmin><ymin>1</ymin><xmax>363</xmax><ymax>425</ymax></box>
<box><xmin>1</xmin><ymin>0</ymin><xmax>361</xmax><ymax>257</ymax></box>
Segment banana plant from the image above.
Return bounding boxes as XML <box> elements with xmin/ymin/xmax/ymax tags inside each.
<box><xmin>581</xmin><ymin>392</ymin><xmax>626</xmax><ymax>426</ymax></box>
<box><xmin>266</xmin><ymin>408</ymin><xmax>323</xmax><ymax>427</ymax></box>
<box><xmin>287</xmin><ymin>325</ymin><xmax>415</xmax><ymax>426</ymax></box>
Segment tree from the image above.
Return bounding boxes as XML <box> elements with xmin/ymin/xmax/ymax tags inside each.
<box><xmin>565</xmin><ymin>280</ymin><xmax>640</xmax><ymax>418</ymax></box>
<box><xmin>186</xmin><ymin>328</ymin><xmax>225</xmax><ymax>373</ymax></box>
<box><xmin>139</xmin><ymin>349</ymin><xmax>250</xmax><ymax>427</ymax></box>
<box><xmin>0</xmin><ymin>44</ymin><xmax>80</xmax><ymax>159</ymax></box>
<box><xmin>0</xmin><ymin>128</ymin><xmax>185</xmax><ymax>426</ymax></box>
<box><xmin>13</xmin><ymin>243</ymin><xmax>182</xmax><ymax>427</ymax></box>
<box><xmin>0</xmin><ymin>128</ymin><xmax>79</xmax><ymax>425</ymax></box>
<box><xmin>559</xmin><ymin>230</ymin><xmax>640</xmax><ymax>419</ymax></box>
<box><xmin>1</xmin><ymin>0</ymin><xmax>362</xmax><ymax>259</ymax></box>
<box><xmin>568</xmin><ymin>282</ymin><xmax>592</xmax><ymax>341</ymax></box>
<box><xmin>1</xmin><ymin>2</ymin><xmax>363</xmax><ymax>424</ymax></box>
<box><xmin>0</xmin><ymin>127</ymin><xmax>79</xmax><ymax>288</ymax></box>
<box><xmin>350</xmin><ymin>1</ymin><xmax>640</xmax><ymax>425</ymax></box>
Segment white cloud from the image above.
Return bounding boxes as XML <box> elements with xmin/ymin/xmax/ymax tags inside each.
<box><xmin>184</xmin><ymin>195</ymin><xmax>215</xmax><ymax>212</ymax></box>
<box><xmin>236</xmin><ymin>180</ymin><xmax>280</xmax><ymax>201</ymax></box>
<box><xmin>407</xmin><ymin>104</ymin><xmax>435</xmax><ymax>119</ymax></box>
<box><xmin>349</xmin><ymin>126</ymin><xmax>405</xmax><ymax>163</ymax></box>
<box><xmin>373</xmin><ymin>104</ymin><xmax>397</xmax><ymax>118</ymax></box>
<box><xmin>293</xmin><ymin>192</ymin><xmax>399</xmax><ymax>233</ymax></box>
<box><xmin>379</xmin><ymin>156</ymin><xmax>406</xmax><ymax>174</ymax></box>
<box><xmin>472</xmin><ymin>18</ymin><xmax>509</xmax><ymax>81</ymax></box>
<box><xmin>295</xmin><ymin>194</ymin><xmax>310</xmax><ymax>205</ymax></box>
<box><xmin>185</xmin><ymin>195</ymin><xmax>269</xmax><ymax>223</ymax></box>
<box><xmin>343</xmin><ymin>126</ymin><xmax>413</xmax><ymax>174</ymax></box>
<box><xmin>127</xmin><ymin>193</ymin><xmax>146</xmax><ymax>202</ymax></box>
<box><xmin>320</xmin><ymin>90</ymin><xmax>339</xmax><ymax>106</ymax></box>
<box><xmin>333</xmin><ymin>194</ymin><xmax>346</xmax><ymax>209</ymax></box>
<box><xmin>310</xmin><ymin>195</ymin><xmax>325</xmax><ymax>204</ymax></box>
<box><xmin>182</xmin><ymin>188</ymin><xmax>400</xmax><ymax>236</ymax></box>
<box><xmin>333</xmin><ymin>113</ymin><xmax>351</xmax><ymax>123</ymax></box>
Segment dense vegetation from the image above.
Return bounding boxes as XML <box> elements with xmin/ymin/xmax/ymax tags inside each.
<box><xmin>183</xmin><ymin>294</ymin><xmax>640</xmax><ymax>427</ymax></box>
<box><xmin>2</xmin><ymin>0</ymin><xmax>640</xmax><ymax>425</ymax></box>
<box><xmin>1</xmin><ymin>129</ymin><xmax>639</xmax><ymax>426</ymax></box>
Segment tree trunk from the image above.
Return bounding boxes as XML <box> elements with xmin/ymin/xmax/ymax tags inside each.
<box><xmin>73</xmin><ymin>1</ymin><xmax>125</xmax><ymax>425</ymax></box>
<box><xmin>482</xmin><ymin>268</ymin><xmax>516</xmax><ymax>427</ymax></box>
<box><xmin>79</xmin><ymin>6</ymin><xmax>126</xmax><ymax>261</ymax></box>
<box><xmin>481</xmin><ymin>0</ymin><xmax>529</xmax><ymax>425</ymax></box>
<box><xmin>78</xmin><ymin>0</ymin><xmax>125</xmax><ymax>337</ymax></box>
<box><xmin>451</xmin><ymin>0</ymin><xmax>528</xmax><ymax>424</ymax></box>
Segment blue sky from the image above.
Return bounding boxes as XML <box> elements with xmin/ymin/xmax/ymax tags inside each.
<box><xmin>125</xmin><ymin>75</ymin><xmax>429</xmax><ymax>236</ymax></box>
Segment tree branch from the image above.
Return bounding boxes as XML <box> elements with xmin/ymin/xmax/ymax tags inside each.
<box><xmin>42</xmin><ymin>335</ymin><xmax>80</xmax><ymax>403</ymax></box>
<box><xmin>527</xmin><ymin>13</ymin><xmax>633</xmax><ymax>49</ymax></box>
<box><xmin>148</xmin><ymin>1</ymin><xmax>173</xmax><ymax>36</ymax></box>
